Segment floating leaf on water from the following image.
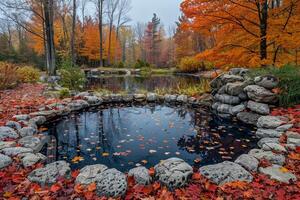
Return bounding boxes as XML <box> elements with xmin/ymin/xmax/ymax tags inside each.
<box><xmin>86</xmin><ymin>148</ymin><xmax>92</xmax><ymax>152</ymax></box>
<box><xmin>164</xmin><ymin>152</ymin><xmax>170</xmax><ymax>155</ymax></box>
<box><xmin>92</xmin><ymin>157</ymin><xmax>97</xmax><ymax>161</ymax></box>
<box><xmin>116</xmin><ymin>145</ymin><xmax>122</xmax><ymax>148</ymax></box>
<box><xmin>175</xmin><ymin>152</ymin><xmax>180</xmax><ymax>155</ymax></box>
<box><xmin>242</xmin><ymin>144</ymin><xmax>247</xmax><ymax>148</ymax></box>
<box><xmin>222</xmin><ymin>156</ymin><xmax>232</xmax><ymax>160</ymax></box>
<box><xmin>229</xmin><ymin>147</ymin><xmax>235</xmax><ymax>150</ymax></box>
<box><xmin>72</xmin><ymin>156</ymin><xmax>84</xmax><ymax>163</ymax></box>
<box><xmin>141</xmin><ymin>160</ymin><xmax>148</xmax><ymax>164</ymax></box>
<box><xmin>102</xmin><ymin>152</ymin><xmax>109</xmax><ymax>157</ymax></box>
<box><xmin>206</xmin><ymin>147</ymin><xmax>215</xmax><ymax>150</ymax></box>
<box><xmin>149</xmin><ymin>150</ymin><xmax>157</xmax><ymax>154</ymax></box>
<box><xmin>96</xmin><ymin>146</ymin><xmax>101</xmax><ymax>150</ymax></box>
<box><xmin>236</xmin><ymin>139</ymin><xmax>241</xmax><ymax>142</ymax></box>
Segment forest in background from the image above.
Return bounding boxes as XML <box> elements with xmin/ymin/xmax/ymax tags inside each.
<box><xmin>0</xmin><ymin>0</ymin><xmax>299</xmax><ymax>75</ymax></box>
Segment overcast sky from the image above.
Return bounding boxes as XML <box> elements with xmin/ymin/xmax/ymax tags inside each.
<box><xmin>128</xmin><ymin>0</ymin><xmax>182</xmax><ymax>27</ymax></box>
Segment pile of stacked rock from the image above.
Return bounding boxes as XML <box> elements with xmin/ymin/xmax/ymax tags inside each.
<box><xmin>211</xmin><ymin>68</ymin><xmax>279</xmax><ymax>125</ymax></box>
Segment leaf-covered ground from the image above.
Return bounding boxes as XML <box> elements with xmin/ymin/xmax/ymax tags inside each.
<box><xmin>0</xmin><ymin>84</ymin><xmax>300</xmax><ymax>199</ymax></box>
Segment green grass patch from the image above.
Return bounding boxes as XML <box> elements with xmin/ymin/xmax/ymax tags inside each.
<box><xmin>249</xmin><ymin>65</ymin><xmax>300</xmax><ymax>107</ymax></box>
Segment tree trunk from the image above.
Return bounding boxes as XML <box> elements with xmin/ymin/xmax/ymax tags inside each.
<box><xmin>98</xmin><ymin>0</ymin><xmax>104</xmax><ymax>67</ymax></box>
<box><xmin>43</xmin><ymin>0</ymin><xmax>56</xmax><ymax>75</ymax></box>
<box><xmin>260</xmin><ymin>1</ymin><xmax>268</xmax><ymax>62</ymax></box>
<box><xmin>107</xmin><ymin>21</ymin><xmax>113</xmax><ymax>66</ymax></box>
<box><xmin>71</xmin><ymin>0</ymin><xmax>77</xmax><ymax>67</ymax></box>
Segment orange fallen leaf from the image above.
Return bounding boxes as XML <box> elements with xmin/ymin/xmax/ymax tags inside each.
<box><xmin>87</xmin><ymin>182</ymin><xmax>97</xmax><ymax>192</ymax></box>
<box><xmin>50</xmin><ymin>183</ymin><xmax>61</xmax><ymax>193</ymax></box>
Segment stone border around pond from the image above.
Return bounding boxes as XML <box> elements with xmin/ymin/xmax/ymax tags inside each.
<box><xmin>0</xmin><ymin>72</ymin><xmax>299</xmax><ymax>198</ymax></box>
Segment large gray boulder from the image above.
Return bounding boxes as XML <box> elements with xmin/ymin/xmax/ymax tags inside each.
<box><xmin>28</xmin><ymin>161</ymin><xmax>71</xmax><ymax>185</ymax></box>
<box><xmin>128</xmin><ymin>166</ymin><xmax>152</xmax><ymax>185</ymax></box>
<box><xmin>257</xmin><ymin>116</ymin><xmax>288</xmax><ymax>129</ymax></box>
<box><xmin>29</xmin><ymin>110</ymin><xmax>57</xmax><ymax>120</ymax></box>
<box><xmin>276</xmin><ymin>124</ymin><xmax>293</xmax><ymax>132</ymax></box>
<box><xmin>18</xmin><ymin>136</ymin><xmax>43</xmax><ymax>152</ymax></box>
<box><xmin>29</xmin><ymin>116</ymin><xmax>47</xmax><ymax>126</ymax></box>
<box><xmin>68</xmin><ymin>100</ymin><xmax>89</xmax><ymax>111</ymax></box>
<box><xmin>110</xmin><ymin>94</ymin><xmax>123</xmax><ymax>102</ymax></box>
<box><xmin>259</xmin><ymin>165</ymin><xmax>297</xmax><ymax>183</ymax></box>
<box><xmin>146</xmin><ymin>93</ymin><xmax>157</xmax><ymax>102</ymax></box>
<box><xmin>247</xmin><ymin>101</ymin><xmax>270</xmax><ymax>115</ymax></box>
<box><xmin>0</xmin><ymin>141</ymin><xmax>16</xmax><ymax>150</ymax></box>
<box><xmin>177</xmin><ymin>95</ymin><xmax>188</xmax><ymax>103</ymax></box>
<box><xmin>256</xmin><ymin>129</ymin><xmax>283</xmax><ymax>138</ymax></box>
<box><xmin>1</xmin><ymin>147</ymin><xmax>33</xmax><ymax>156</ymax></box>
<box><xmin>0</xmin><ymin>153</ymin><xmax>12</xmax><ymax>169</ymax></box>
<box><xmin>13</xmin><ymin>114</ymin><xmax>30</xmax><ymax>121</ymax></box>
<box><xmin>134</xmin><ymin>94</ymin><xmax>146</xmax><ymax>101</ymax></box>
<box><xmin>19</xmin><ymin>127</ymin><xmax>37</xmax><ymax>137</ymax></box>
<box><xmin>228</xmin><ymin>68</ymin><xmax>249</xmax><ymax>76</ymax></box>
<box><xmin>287</xmin><ymin>138</ymin><xmax>300</xmax><ymax>147</ymax></box>
<box><xmin>19</xmin><ymin>153</ymin><xmax>46</xmax><ymax>167</ymax></box>
<box><xmin>83</xmin><ymin>96</ymin><xmax>102</xmax><ymax>106</ymax></box>
<box><xmin>199</xmin><ymin>161</ymin><xmax>253</xmax><ymax>185</ymax></box>
<box><xmin>286</xmin><ymin>131</ymin><xmax>300</xmax><ymax>140</ymax></box>
<box><xmin>249</xmin><ymin>149</ymin><xmax>285</xmax><ymax>165</ymax></box>
<box><xmin>254</xmin><ymin>75</ymin><xmax>279</xmax><ymax>90</ymax></box>
<box><xmin>154</xmin><ymin>157</ymin><xmax>193</xmax><ymax>189</ymax></box>
<box><xmin>230</xmin><ymin>104</ymin><xmax>246</xmax><ymax>115</ymax></box>
<box><xmin>216</xmin><ymin>104</ymin><xmax>233</xmax><ymax>114</ymax></box>
<box><xmin>5</xmin><ymin>121</ymin><xmax>22</xmax><ymax>131</ymax></box>
<box><xmin>0</xmin><ymin>126</ymin><xmax>19</xmax><ymax>140</ymax></box>
<box><xmin>244</xmin><ymin>85</ymin><xmax>278</xmax><ymax>104</ymax></box>
<box><xmin>235</xmin><ymin>154</ymin><xmax>259</xmax><ymax>172</ymax></box>
<box><xmin>261</xmin><ymin>143</ymin><xmax>287</xmax><ymax>153</ymax></box>
<box><xmin>96</xmin><ymin>168</ymin><xmax>127</xmax><ymax>198</ymax></box>
<box><xmin>76</xmin><ymin>164</ymin><xmax>108</xmax><ymax>185</ymax></box>
<box><xmin>221</xmin><ymin>74</ymin><xmax>244</xmax><ymax>84</ymax></box>
<box><xmin>258</xmin><ymin>138</ymin><xmax>279</xmax><ymax>148</ymax></box>
<box><xmin>214</xmin><ymin>94</ymin><xmax>240</xmax><ymax>105</ymax></box>
<box><xmin>122</xmin><ymin>94</ymin><xmax>134</xmax><ymax>102</ymax></box>
<box><xmin>164</xmin><ymin>94</ymin><xmax>177</xmax><ymax>102</ymax></box>
<box><xmin>225</xmin><ymin>81</ymin><xmax>251</xmax><ymax>96</ymax></box>
<box><xmin>237</xmin><ymin>112</ymin><xmax>261</xmax><ymax>125</ymax></box>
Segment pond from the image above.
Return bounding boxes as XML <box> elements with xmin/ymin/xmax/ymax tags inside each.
<box><xmin>44</xmin><ymin>103</ymin><xmax>258</xmax><ymax>172</ymax></box>
<box><xmin>87</xmin><ymin>75</ymin><xmax>202</xmax><ymax>93</ymax></box>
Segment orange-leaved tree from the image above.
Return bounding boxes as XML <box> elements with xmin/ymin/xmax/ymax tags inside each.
<box><xmin>181</xmin><ymin>0</ymin><xmax>300</xmax><ymax>68</ymax></box>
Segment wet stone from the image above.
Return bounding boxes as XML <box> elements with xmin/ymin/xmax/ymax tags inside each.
<box><xmin>261</xmin><ymin>143</ymin><xmax>287</xmax><ymax>153</ymax></box>
<box><xmin>235</xmin><ymin>154</ymin><xmax>259</xmax><ymax>172</ymax></box>
<box><xmin>0</xmin><ymin>126</ymin><xmax>19</xmax><ymax>140</ymax></box>
<box><xmin>1</xmin><ymin>147</ymin><xmax>33</xmax><ymax>156</ymax></box>
<box><xmin>164</xmin><ymin>94</ymin><xmax>177</xmax><ymax>102</ymax></box>
<box><xmin>5</xmin><ymin>121</ymin><xmax>22</xmax><ymax>131</ymax></box>
<box><xmin>19</xmin><ymin>153</ymin><xmax>46</xmax><ymax>167</ymax></box>
<box><xmin>29</xmin><ymin>116</ymin><xmax>47</xmax><ymax>126</ymax></box>
<box><xmin>154</xmin><ymin>157</ymin><xmax>193</xmax><ymax>189</ymax></box>
<box><xmin>95</xmin><ymin>168</ymin><xmax>127</xmax><ymax>198</ymax></box>
<box><xmin>237</xmin><ymin>112</ymin><xmax>261</xmax><ymax>125</ymax></box>
<box><xmin>134</xmin><ymin>94</ymin><xmax>146</xmax><ymax>101</ymax></box>
<box><xmin>28</xmin><ymin>161</ymin><xmax>71</xmax><ymax>186</ymax></box>
<box><xmin>259</xmin><ymin>165</ymin><xmax>297</xmax><ymax>183</ymax></box>
<box><xmin>0</xmin><ymin>141</ymin><xmax>16</xmax><ymax>150</ymax></box>
<box><xmin>276</xmin><ymin>124</ymin><xmax>293</xmax><ymax>132</ymax></box>
<box><xmin>146</xmin><ymin>93</ymin><xmax>157</xmax><ymax>102</ymax></box>
<box><xmin>256</xmin><ymin>129</ymin><xmax>283</xmax><ymax>138</ymax></box>
<box><xmin>128</xmin><ymin>166</ymin><xmax>152</xmax><ymax>185</ymax></box>
<box><xmin>247</xmin><ymin>101</ymin><xmax>270</xmax><ymax>115</ymax></box>
<box><xmin>68</xmin><ymin>100</ymin><xmax>89</xmax><ymax>111</ymax></box>
<box><xmin>84</xmin><ymin>96</ymin><xmax>102</xmax><ymax>106</ymax></box>
<box><xmin>13</xmin><ymin>114</ymin><xmax>30</xmax><ymax>121</ymax></box>
<box><xmin>18</xmin><ymin>136</ymin><xmax>42</xmax><ymax>152</ymax></box>
<box><xmin>214</xmin><ymin>94</ymin><xmax>241</xmax><ymax>105</ymax></box>
<box><xmin>76</xmin><ymin>164</ymin><xmax>108</xmax><ymax>185</ymax></box>
<box><xmin>248</xmin><ymin>149</ymin><xmax>285</xmax><ymax>165</ymax></box>
<box><xmin>19</xmin><ymin>127</ymin><xmax>37</xmax><ymax>137</ymax></box>
<box><xmin>0</xmin><ymin>153</ymin><xmax>12</xmax><ymax>169</ymax></box>
<box><xmin>244</xmin><ymin>85</ymin><xmax>278</xmax><ymax>104</ymax></box>
<box><xmin>177</xmin><ymin>95</ymin><xmax>188</xmax><ymax>103</ymax></box>
<box><xmin>257</xmin><ymin>116</ymin><xmax>288</xmax><ymax>129</ymax></box>
<box><xmin>258</xmin><ymin>138</ymin><xmax>279</xmax><ymax>148</ymax></box>
<box><xmin>254</xmin><ymin>75</ymin><xmax>279</xmax><ymax>90</ymax></box>
<box><xmin>199</xmin><ymin>161</ymin><xmax>253</xmax><ymax>185</ymax></box>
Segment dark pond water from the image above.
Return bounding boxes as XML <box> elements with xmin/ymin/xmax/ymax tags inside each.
<box><xmin>87</xmin><ymin>75</ymin><xmax>202</xmax><ymax>93</ymax></box>
<box><xmin>44</xmin><ymin>104</ymin><xmax>258</xmax><ymax>172</ymax></box>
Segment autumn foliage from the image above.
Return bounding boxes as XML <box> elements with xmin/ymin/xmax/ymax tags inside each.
<box><xmin>180</xmin><ymin>0</ymin><xmax>300</xmax><ymax>68</ymax></box>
